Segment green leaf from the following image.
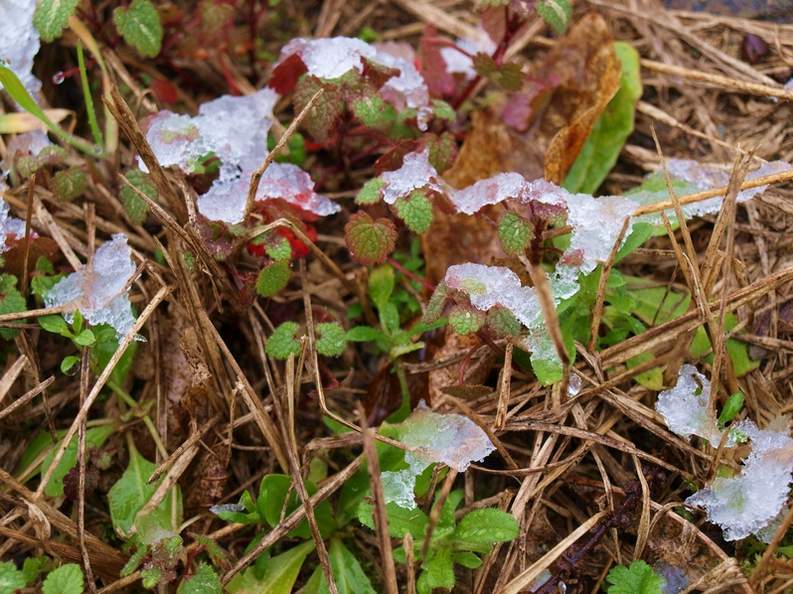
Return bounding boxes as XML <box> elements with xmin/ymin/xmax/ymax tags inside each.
<box><xmin>486</xmin><ymin>306</ymin><xmax>521</xmax><ymax>337</ymax></box>
<box><xmin>42</xmin><ymin>564</ymin><xmax>84</xmax><ymax>594</ymax></box>
<box><xmin>52</xmin><ymin>168</ymin><xmax>87</xmax><ymax>202</ymax></box>
<box><xmin>605</xmin><ymin>560</ymin><xmax>665</xmax><ymax>594</ymax></box>
<box><xmin>719</xmin><ymin>391</ymin><xmax>744</xmax><ymax>428</ymax></box>
<box><xmin>395</xmin><ymin>191</ymin><xmax>433</xmax><ymax>234</ymax></box>
<box><xmin>41</xmin><ymin>425</ymin><xmax>114</xmax><ymax>497</ymax></box>
<box><xmin>265</xmin><ymin>237</ymin><xmax>292</xmax><ymax>262</ymax></box>
<box><xmin>563</xmin><ymin>42</ymin><xmax>641</xmax><ymax>193</ymax></box>
<box><xmin>355</xmin><ymin>178</ymin><xmax>385</xmax><ymax>205</ymax></box>
<box><xmin>91</xmin><ymin>324</ymin><xmax>137</xmax><ymax>386</ymax></box>
<box><xmin>177</xmin><ymin>563</ymin><xmax>221</xmax><ymax>594</ymax></box>
<box><xmin>141</xmin><ymin>567</ymin><xmax>162</xmax><ymax>589</ymax></box>
<box><xmin>120</xmin><ymin>170</ymin><xmax>155</xmax><ymax>225</ymax></box>
<box><xmin>265</xmin><ymin>322</ymin><xmax>302</xmax><ymax>360</ymax></box>
<box><xmin>498</xmin><ymin>212</ymin><xmax>532</xmax><ymax>255</ymax></box>
<box><xmin>357</xmin><ymin>501</ymin><xmax>428</xmax><ymax>540</ymax></box>
<box><xmin>256</xmin><ymin>474</ymin><xmax>334</xmax><ymax>539</ymax></box>
<box><xmin>345</xmin><ymin>212</ymin><xmax>397</xmax><ymax>266</ymax></box>
<box><xmin>113</xmin><ymin>0</ymin><xmax>163</xmax><ymax>57</ymax></box>
<box><xmin>368</xmin><ymin>265</ymin><xmax>395</xmax><ymax>311</ymax></box>
<box><xmin>431</xmin><ymin>99</ymin><xmax>455</xmax><ymax>122</ymax></box>
<box><xmin>33</xmin><ymin>0</ymin><xmax>80</xmax><ymax>42</ymax></box>
<box><xmin>449</xmin><ymin>305</ymin><xmax>483</xmax><ymax>336</ymax></box>
<box><xmin>293</xmin><ymin>77</ymin><xmax>345</xmax><ymax>142</ymax></box>
<box><xmin>345</xmin><ymin>325</ymin><xmax>386</xmax><ymax>343</ymax></box>
<box><xmin>316</xmin><ymin>322</ymin><xmax>347</xmax><ymax>357</ymax></box>
<box><xmin>0</xmin><ymin>275</ymin><xmax>27</xmax><ymax>340</ymax></box>
<box><xmin>60</xmin><ymin>355</ymin><xmax>80</xmax><ymax>374</ymax></box>
<box><xmin>417</xmin><ymin>547</ymin><xmax>455</xmax><ymax>594</ymax></box>
<box><xmin>305</xmin><ymin>540</ymin><xmax>377</xmax><ymax>594</ymax></box>
<box><xmin>38</xmin><ymin>315</ymin><xmax>72</xmax><ymax>337</ymax></box>
<box><xmin>353</xmin><ymin>96</ymin><xmax>397</xmax><ymax>130</ymax></box>
<box><xmin>227</xmin><ymin>541</ymin><xmax>315</xmax><ymax>594</ymax></box>
<box><xmin>453</xmin><ymin>551</ymin><xmax>482</xmax><ymax>569</ymax></box>
<box><xmin>107</xmin><ymin>442</ymin><xmax>182</xmax><ymax>540</ymax></box>
<box><xmin>256</xmin><ymin>260</ymin><xmax>291</xmax><ymax>297</ymax></box>
<box><xmin>73</xmin><ymin>329</ymin><xmax>96</xmax><ymax>347</ymax></box>
<box><xmin>536</xmin><ymin>0</ymin><xmax>572</xmax><ymax>35</ymax></box>
<box><xmin>454</xmin><ymin>508</ymin><xmax>518</xmax><ymax>553</ymax></box>
<box><xmin>22</xmin><ymin>557</ymin><xmax>48</xmax><ymax>585</ymax></box>
<box><xmin>0</xmin><ymin>65</ymin><xmax>100</xmax><ymax>156</ymax></box>
<box><xmin>0</xmin><ymin>561</ymin><xmax>26</xmax><ymax>594</ymax></box>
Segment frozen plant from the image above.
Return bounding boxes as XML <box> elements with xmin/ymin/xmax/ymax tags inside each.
<box><xmin>0</xmin><ymin>182</ymin><xmax>25</xmax><ymax>253</ymax></box>
<box><xmin>439</xmin><ymin>31</ymin><xmax>497</xmax><ymax>81</ymax></box>
<box><xmin>686</xmin><ymin>418</ymin><xmax>793</xmax><ymax>541</ymax></box>
<box><xmin>45</xmin><ymin>234</ymin><xmax>137</xmax><ymax>338</ymax></box>
<box><xmin>382</xmin><ymin>402</ymin><xmax>495</xmax><ymax>509</ymax></box>
<box><xmin>655</xmin><ymin>364</ymin><xmax>724</xmax><ymax>448</ymax></box>
<box><xmin>379</xmin><ymin>149</ymin><xmax>444</xmax><ymax>205</ymax></box>
<box><xmin>0</xmin><ymin>0</ymin><xmax>41</xmax><ymax>96</ymax></box>
<box><xmin>276</xmin><ymin>36</ymin><xmax>433</xmax><ymax>129</ymax></box>
<box><xmin>142</xmin><ymin>89</ymin><xmax>339</xmax><ymax>224</ymax></box>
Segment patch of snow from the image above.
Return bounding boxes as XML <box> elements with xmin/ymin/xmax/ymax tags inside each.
<box><xmin>142</xmin><ymin>89</ymin><xmax>339</xmax><ymax>223</ymax></box>
<box><xmin>655</xmin><ymin>364</ymin><xmax>724</xmax><ymax>448</ymax></box>
<box><xmin>450</xmin><ymin>172</ymin><xmax>526</xmax><ymax>214</ymax></box>
<box><xmin>686</xmin><ymin>418</ymin><xmax>793</xmax><ymax>541</ymax></box>
<box><xmin>382</xmin><ymin>402</ymin><xmax>495</xmax><ymax>509</ymax></box>
<box><xmin>440</xmin><ymin>34</ymin><xmax>496</xmax><ymax>80</ymax></box>
<box><xmin>277</xmin><ymin>36</ymin><xmax>432</xmax><ymax>129</ymax></box>
<box><xmin>380</xmin><ymin>149</ymin><xmax>444</xmax><ymax>205</ymax></box>
<box><xmin>44</xmin><ymin>234</ymin><xmax>137</xmax><ymax>338</ymax></box>
<box><xmin>0</xmin><ymin>0</ymin><xmax>41</xmax><ymax>96</ymax></box>
<box><xmin>1</xmin><ymin>130</ymin><xmax>52</xmax><ymax>176</ymax></box>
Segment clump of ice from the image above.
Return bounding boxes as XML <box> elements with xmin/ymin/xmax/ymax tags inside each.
<box><xmin>44</xmin><ymin>234</ymin><xmax>137</xmax><ymax>338</ymax></box>
<box><xmin>655</xmin><ymin>364</ymin><xmax>724</xmax><ymax>448</ymax></box>
<box><xmin>686</xmin><ymin>418</ymin><xmax>793</xmax><ymax>541</ymax></box>
<box><xmin>382</xmin><ymin>402</ymin><xmax>495</xmax><ymax>509</ymax></box>
<box><xmin>142</xmin><ymin>89</ymin><xmax>339</xmax><ymax>224</ymax></box>
<box><xmin>0</xmin><ymin>0</ymin><xmax>41</xmax><ymax>96</ymax></box>
<box><xmin>440</xmin><ymin>33</ymin><xmax>496</xmax><ymax>81</ymax></box>
<box><xmin>380</xmin><ymin>149</ymin><xmax>444</xmax><ymax>205</ymax></box>
<box><xmin>0</xmin><ymin>182</ymin><xmax>25</xmax><ymax>253</ymax></box>
<box><xmin>277</xmin><ymin>36</ymin><xmax>432</xmax><ymax>129</ymax></box>
<box><xmin>450</xmin><ymin>172</ymin><xmax>526</xmax><ymax>214</ymax></box>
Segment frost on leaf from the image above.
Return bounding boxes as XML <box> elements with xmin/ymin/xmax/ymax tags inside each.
<box><xmin>655</xmin><ymin>364</ymin><xmax>723</xmax><ymax>448</ymax></box>
<box><xmin>275</xmin><ymin>37</ymin><xmax>432</xmax><ymax>129</ymax></box>
<box><xmin>380</xmin><ymin>149</ymin><xmax>444</xmax><ymax>205</ymax></box>
<box><xmin>686</xmin><ymin>418</ymin><xmax>793</xmax><ymax>541</ymax></box>
<box><xmin>439</xmin><ymin>34</ymin><xmax>497</xmax><ymax>81</ymax></box>
<box><xmin>382</xmin><ymin>402</ymin><xmax>495</xmax><ymax>509</ymax></box>
<box><xmin>0</xmin><ymin>184</ymin><xmax>25</xmax><ymax>253</ymax></box>
<box><xmin>0</xmin><ymin>0</ymin><xmax>41</xmax><ymax>95</ymax></box>
<box><xmin>142</xmin><ymin>89</ymin><xmax>339</xmax><ymax>224</ymax></box>
<box><xmin>44</xmin><ymin>234</ymin><xmax>137</xmax><ymax>338</ymax></box>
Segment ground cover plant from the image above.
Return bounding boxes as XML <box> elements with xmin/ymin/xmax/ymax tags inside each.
<box><xmin>1</xmin><ymin>0</ymin><xmax>793</xmax><ymax>592</ymax></box>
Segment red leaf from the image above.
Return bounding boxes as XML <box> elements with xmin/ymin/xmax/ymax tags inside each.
<box><xmin>269</xmin><ymin>53</ymin><xmax>308</xmax><ymax>95</ymax></box>
<box><xmin>419</xmin><ymin>26</ymin><xmax>456</xmax><ymax>98</ymax></box>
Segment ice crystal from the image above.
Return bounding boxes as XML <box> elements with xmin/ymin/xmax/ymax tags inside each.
<box><xmin>45</xmin><ymin>234</ymin><xmax>137</xmax><ymax>338</ymax></box>
<box><xmin>382</xmin><ymin>402</ymin><xmax>495</xmax><ymax>509</ymax></box>
<box><xmin>655</xmin><ymin>364</ymin><xmax>723</xmax><ymax>448</ymax></box>
<box><xmin>277</xmin><ymin>36</ymin><xmax>432</xmax><ymax>129</ymax></box>
<box><xmin>380</xmin><ymin>149</ymin><xmax>443</xmax><ymax>205</ymax></box>
<box><xmin>686</xmin><ymin>419</ymin><xmax>793</xmax><ymax>541</ymax></box>
<box><xmin>142</xmin><ymin>89</ymin><xmax>339</xmax><ymax>223</ymax></box>
<box><xmin>450</xmin><ymin>172</ymin><xmax>526</xmax><ymax>215</ymax></box>
<box><xmin>0</xmin><ymin>0</ymin><xmax>41</xmax><ymax>95</ymax></box>
<box><xmin>0</xmin><ymin>182</ymin><xmax>25</xmax><ymax>253</ymax></box>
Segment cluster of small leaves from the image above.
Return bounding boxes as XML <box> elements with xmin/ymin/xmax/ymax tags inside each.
<box><xmin>0</xmin><ymin>556</ymin><xmax>53</xmax><ymax>594</ymax></box>
<box><xmin>424</xmin><ymin>282</ymin><xmax>522</xmax><ymax>341</ymax></box>
<box><xmin>254</xmin><ymin>233</ymin><xmax>294</xmax><ymax>297</ymax></box>
<box><xmin>39</xmin><ymin>310</ymin><xmax>98</xmax><ymax>373</ymax></box>
<box><xmin>34</xmin><ymin>0</ymin><xmax>163</xmax><ymax>56</ymax></box>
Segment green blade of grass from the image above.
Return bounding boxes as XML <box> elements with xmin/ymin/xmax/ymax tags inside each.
<box><xmin>0</xmin><ymin>64</ymin><xmax>102</xmax><ymax>157</ymax></box>
<box><xmin>76</xmin><ymin>42</ymin><xmax>104</xmax><ymax>147</ymax></box>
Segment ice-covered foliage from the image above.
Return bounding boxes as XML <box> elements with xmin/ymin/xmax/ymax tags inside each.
<box><xmin>382</xmin><ymin>402</ymin><xmax>495</xmax><ymax>509</ymax></box>
<box><xmin>0</xmin><ymin>0</ymin><xmax>41</xmax><ymax>95</ymax></box>
<box><xmin>142</xmin><ymin>89</ymin><xmax>339</xmax><ymax>224</ymax></box>
<box><xmin>440</xmin><ymin>33</ymin><xmax>497</xmax><ymax>81</ymax></box>
<box><xmin>276</xmin><ymin>36</ymin><xmax>432</xmax><ymax>129</ymax></box>
<box><xmin>686</xmin><ymin>419</ymin><xmax>793</xmax><ymax>541</ymax></box>
<box><xmin>0</xmin><ymin>182</ymin><xmax>25</xmax><ymax>253</ymax></box>
<box><xmin>655</xmin><ymin>364</ymin><xmax>723</xmax><ymax>448</ymax></box>
<box><xmin>380</xmin><ymin>149</ymin><xmax>443</xmax><ymax>205</ymax></box>
<box><xmin>45</xmin><ymin>234</ymin><xmax>137</xmax><ymax>338</ymax></box>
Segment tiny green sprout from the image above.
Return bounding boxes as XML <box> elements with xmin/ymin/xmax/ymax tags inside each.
<box><xmin>355</xmin><ymin>178</ymin><xmax>385</xmax><ymax>205</ymax></box>
<box><xmin>316</xmin><ymin>322</ymin><xmax>347</xmax><ymax>357</ymax></box>
<box><xmin>449</xmin><ymin>306</ymin><xmax>484</xmax><ymax>336</ymax></box>
<box><xmin>256</xmin><ymin>260</ymin><xmax>291</xmax><ymax>297</ymax></box>
<box><xmin>60</xmin><ymin>355</ymin><xmax>80</xmax><ymax>375</ymax></box>
<box><xmin>266</xmin><ymin>322</ymin><xmax>302</xmax><ymax>360</ymax></box>
<box><xmin>395</xmin><ymin>190</ymin><xmax>433</xmax><ymax>234</ymax></box>
<box><xmin>718</xmin><ymin>391</ymin><xmax>745</xmax><ymax>428</ymax></box>
<box><xmin>498</xmin><ymin>212</ymin><xmax>532</xmax><ymax>255</ymax></box>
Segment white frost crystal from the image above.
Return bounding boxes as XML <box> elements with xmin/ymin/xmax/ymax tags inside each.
<box><xmin>0</xmin><ymin>0</ymin><xmax>41</xmax><ymax>95</ymax></box>
<box><xmin>686</xmin><ymin>419</ymin><xmax>793</xmax><ymax>541</ymax></box>
<box><xmin>382</xmin><ymin>402</ymin><xmax>495</xmax><ymax>509</ymax></box>
<box><xmin>380</xmin><ymin>149</ymin><xmax>444</xmax><ymax>205</ymax></box>
<box><xmin>45</xmin><ymin>234</ymin><xmax>137</xmax><ymax>338</ymax></box>
<box><xmin>143</xmin><ymin>89</ymin><xmax>339</xmax><ymax>223</ymax></box>
<box><xmin>277</xmin><ymin>36</ymin><xmax>432</xmax><ymax>129</ymax></box>
<box><xmin>655</xmin><ymin>364</ymin><xmax>723</xmax><ymax>448</ymax></box>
